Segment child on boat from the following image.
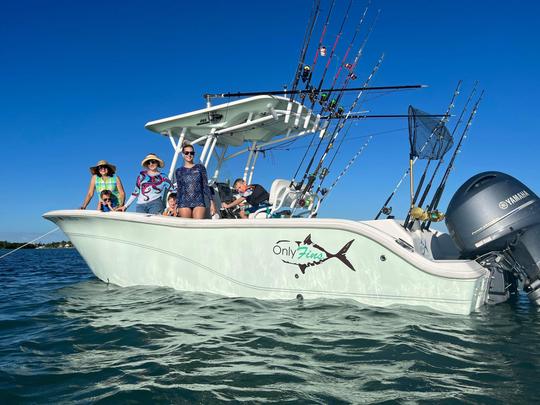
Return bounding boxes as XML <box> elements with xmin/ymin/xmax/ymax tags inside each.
<box><xmin>97</xmin><ymin>190</ymin><xmax>117</xmax><ymax>212</ymax></box>
<box><xmin>162</xmin><ymin>193</ymin><xmax>179</xmax><ymax>217</ymax></box>
<box><xmin>222</xmin><ymin>178</ymin><xmax>269</xmax><ymax>219</ymax></box>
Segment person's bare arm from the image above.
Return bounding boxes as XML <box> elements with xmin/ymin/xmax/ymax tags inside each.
<box><xmin>222</xmin><ymin>196</ymin><xmax>245</xmax><ymax>209</ymax></box>
<box><xmin>116</xmin><ymin>176</ymin><xmax>126</xmax><ymax>205</ymax></box>
<box><xmin>80</xmin><ymin>175</ymin><xmax>96</xmax><ymax>209</ymax></box>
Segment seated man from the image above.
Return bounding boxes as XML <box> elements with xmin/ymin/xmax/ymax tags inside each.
<box><xmin>222</xmin><ymin>178</ymin><xmax>269</xmax><ymax>219</ymax></box>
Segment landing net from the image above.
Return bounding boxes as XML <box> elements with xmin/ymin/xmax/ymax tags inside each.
<box><xmin>408</xmin><ymin>106</ymin><xmax>453</xmax><ymax>160</ymax></box>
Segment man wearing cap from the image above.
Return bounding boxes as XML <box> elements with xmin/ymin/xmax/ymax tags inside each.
<box><xmin>81</xmin><ymin>160</ymin><xmax>125</xmax><ymax>210</ymax></box>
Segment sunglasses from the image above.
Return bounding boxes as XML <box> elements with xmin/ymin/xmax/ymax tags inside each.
<box><xmin>98</xmin><ymin>166</ymin><xmax>108</xmax><ymax>170</ymax></box>
<box><xmin>147</xmin><ymin>159</ymin><xmax>158</xmax><ymax>165</ymax></box>
<box><xmin>183</xmin><ymin>151</ymin><xmax>195</xmax><ymax>156</ymax></box>
<box><xmin>102</xmin><ymin>198</ymin><xmax>111</xmax><ymax>202</ymax></box>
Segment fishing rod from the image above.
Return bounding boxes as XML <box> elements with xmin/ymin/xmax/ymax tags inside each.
<box><xmin>413</xmin><ymin>82</ymin><xmax>478</xmax><ymax>220</ymax></box>
<box><xmin>422</xmin><ymin>90</ymin><xmax>484</xmax><ymax>231</ymax></box>
<box><xmin>320</xmin><ymin>113</ymin><xmax>446</xmax><ymax>119</ymax></box>
<box><xmin>324</xmin><ymin>8</ymin><xmax>381</xmax><ymax>115</ymax></box>
<box><xmin>289</xmin><ymin>0</ymin><xmax>321</xmax><ymax>102</ymax></box>
<box><xmin>291</xmin><ymin>3</ymin><xmax>371</xmax><ymax>187</ymax></box>
<box><xmin>305</xmin><ymin>0</ymin><xmax>352</xmax><ymax>107</ymax></box>
<box><xmin>299</xmin><ymin>54</ymin><xmax>385</xmax><ymax>195</ymax></box>
<box><xmin>403</xmin><ymin>81</ymin><xmax>462</xmax><ymax>229</ymax></box>
<box><xmin>294</xmin><ymin>12</ymin><xmax>383</xmax><ymax>190</ymax></box>
<box><xmin>204</xmin><ymin>84</ymin><xmax>424</xmax><ymax>100</ymax></box>
<box><xmin>299</xmin><ymin>0</ymin><xmax>337</xmax><ymax>102</ymax></box>
<box><xmin>324</xmin><ymin>1</ymin><xmax>371</xmax><ymax>104</ymax></box>
<box><xmin>312</xmin><ymin>135</ymin><xmax>374</xmax><ymax>215</ymax></box>
<box><xmin>374</xmin><ymin>165</ymin><xmax>413</xmax><ymax>219</ymax></box>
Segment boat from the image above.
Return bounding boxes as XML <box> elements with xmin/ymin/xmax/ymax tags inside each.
<box><xmin>43</xmin><ymin>2</ymin><xmax>540</xmax><ymax>315</ymax></box>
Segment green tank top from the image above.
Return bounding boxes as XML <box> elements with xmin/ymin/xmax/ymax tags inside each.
<box><xmin>95</xmin><ymin>174</ymin><xmax>120</xmax><ymax>205</ymax></box>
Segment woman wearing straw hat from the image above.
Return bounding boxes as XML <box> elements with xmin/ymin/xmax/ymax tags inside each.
<box><xmin>117</xmin><ymin>153</ymin><xmax>172</xmax><ymax>214</ymax></box>
<box><xmin>80</xmin><ymin>160</ymin><xmax>125</xmax><ymax>210</ymax></box>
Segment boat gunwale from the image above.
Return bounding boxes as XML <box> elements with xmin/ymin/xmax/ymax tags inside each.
<box><xmin>43</xmin><ymin>210</ymin><xmax>488</xmax><ymax>281</ymax></box>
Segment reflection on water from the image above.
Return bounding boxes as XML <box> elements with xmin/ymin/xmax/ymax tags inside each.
<box><xmin>1</xmin><ymin>249</ymin><xmax>540</xmax><ymax>402</ymax></box>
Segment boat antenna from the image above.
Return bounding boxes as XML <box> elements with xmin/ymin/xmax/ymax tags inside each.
<box><xmin>403</xmin><ymin>81</ymin><xmax>461</xmax><ymax>229</ymax></box>
<box><xmin>289</xmin><ymin>0</ymin><xmax>321</xmax><ymax>102</ymax></box>
<box><xmin>422</xmin><ymin>90</ymin><xmax>484</xmax><ymax>230</ymax></box>
<box><xmin>412</xmin><ymin>82</ymin><xmax>478</xmax><ymax>224</ymax></box>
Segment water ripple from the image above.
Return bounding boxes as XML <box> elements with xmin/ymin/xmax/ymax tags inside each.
<box><xmin>2</xmin><ymin>249</ymin><xmax>540</xmax><ymax>402</ymax></box>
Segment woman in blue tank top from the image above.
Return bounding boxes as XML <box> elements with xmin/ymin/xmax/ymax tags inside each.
<box><xmin>175</xmin><ymin>144</ymin><xmax>216</xmax><ymax>219</ymax></box>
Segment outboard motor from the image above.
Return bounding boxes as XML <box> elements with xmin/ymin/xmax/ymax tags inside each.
<box><xmin>446</xmin><ymin>171</ymin><xmax>540</xmax><ymax>305</ymax></box>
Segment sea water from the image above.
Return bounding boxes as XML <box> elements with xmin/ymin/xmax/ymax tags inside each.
<box><xmin>1</xmin><ymin>249</ymin><xmax>540</xmax><ymax>403</ymax></box>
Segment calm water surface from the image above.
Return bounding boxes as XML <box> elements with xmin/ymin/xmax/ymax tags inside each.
<box><xmin>1</xmin><ymin>249</ymin><xmax>540</xmax><ymax>403</ymax></box>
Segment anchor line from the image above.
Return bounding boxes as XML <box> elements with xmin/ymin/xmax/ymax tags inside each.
<box><xmin>403</xmin><ymin>80</ymin><xmax>462</xmax><ymax>229</ymax></box>
<box><xmin>414</xmin><ymin>82</ymin><xmax>478</xmax><ymax>217</ymax></box>
<box><xmin>422</xmin><ymin>90</ymin><xmax>484</xmax><ymax>231</ymax></box>
<box><xmin>0</xmin><ymin>227</ymin><xmax>60</xmax><ymax>260</ymax></box>
<box><xmin>299</xmin><ymin>53</ymin><xmax>384</xmax><ymax>196</ymax></box>
<box><xmin>299</xmin><ymin>0</ymin><xmax>337</xmax><ymax>103</ymax></box>
<box><xmin>289</xmin><ymin>0</ymin><xmax>321</xmax><ymax>102</ymax></box>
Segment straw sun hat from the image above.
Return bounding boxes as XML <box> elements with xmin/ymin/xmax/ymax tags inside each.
<box><xmin>141</xmin><ymin>153</ymin><xmax>164</xmax><ymax>168</ymax></box>
<box><xmin>89</xmin><ymin>160</ymin><xmax>116</xmax><ymax>175</ymax></box>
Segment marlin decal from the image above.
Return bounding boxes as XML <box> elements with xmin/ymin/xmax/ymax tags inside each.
<box><xmin>273</xmin><ymin>234</ymin><xmax>355</xmax><ymax>274</ymax></box>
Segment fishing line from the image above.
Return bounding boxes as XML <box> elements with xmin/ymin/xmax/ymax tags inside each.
<box><xmin>0</xmin><ymin>227</ymin><xmax>60</xmax><ymax>260</ymax></box>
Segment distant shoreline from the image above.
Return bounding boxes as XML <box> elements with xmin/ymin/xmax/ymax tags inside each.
<box><xmin>0</xmin><ymin>241</ymin><xmax>73</xmax><ymax>250</ymax></box>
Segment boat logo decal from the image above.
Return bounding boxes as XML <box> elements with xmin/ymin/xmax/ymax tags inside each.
<box><xmin>498</xmin><ymin>190</ymin><xmax>529</xmax><ymax>210</ymax></box>
<box><xmin>272</xmin><ymin>234</ymin><xmax>355</xmax><ymax>275</ymax></box>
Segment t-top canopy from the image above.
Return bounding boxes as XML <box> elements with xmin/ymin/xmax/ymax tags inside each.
<box><xmin>144</xmin><ymin>95</ymin><xmax>319</xmax><ymax>147</ymax></box>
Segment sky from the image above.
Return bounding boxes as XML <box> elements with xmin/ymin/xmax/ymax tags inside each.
<box><xmin>1</xmin><ymin>0</ymin><xmax>539</xmax><ymax>242</ymax></box>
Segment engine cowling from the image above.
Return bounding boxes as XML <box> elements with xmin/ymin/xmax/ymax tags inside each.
<box><xmin>445</xmin><ymin>171</ymin><xmax>540</xmax><ymax>305</ymax></box>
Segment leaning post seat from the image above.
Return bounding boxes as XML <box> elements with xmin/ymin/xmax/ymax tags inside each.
<box><xmin>249</xmin><ymin>179</ymin><xmax>303</xmax><ymax>218</ymax></box>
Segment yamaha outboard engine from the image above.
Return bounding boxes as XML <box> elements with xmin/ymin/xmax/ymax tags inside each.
<box><xmin>446</xmin><ymin>171</ymin><xmax>540</xmax><ymax>305</ymax></box>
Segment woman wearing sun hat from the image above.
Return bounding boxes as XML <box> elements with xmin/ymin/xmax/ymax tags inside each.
<box><xmin>117</xmin><ymin>153</ymin><xmax>172</xmax><ymax>214</ymax></box>
<box><xmin>80</xmin><ymin>160</ymin><xmax>125</xmax><ymax>210</ymax></box>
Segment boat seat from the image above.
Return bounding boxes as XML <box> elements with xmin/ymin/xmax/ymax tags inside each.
<box><xmin>249</xmin><ymin>179</ymin><xmax>311</xmax><ymax>218</ymax></box>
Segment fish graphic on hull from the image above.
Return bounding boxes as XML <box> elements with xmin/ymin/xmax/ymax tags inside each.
<box><xmin>273</xmin><ymin>234</ymin><xmax>355</xmax><ymax>274</ymax></box>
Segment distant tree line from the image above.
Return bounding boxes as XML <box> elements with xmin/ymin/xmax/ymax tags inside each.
<box><xmin>0</xmin><ymin>241</ymin><xmax>73</xmax><ymax>249</ymax></box>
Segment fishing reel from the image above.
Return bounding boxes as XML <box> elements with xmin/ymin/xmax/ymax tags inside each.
<box><xmin>328</xmin><ymin>99</ymin><xmax>338</xmax><ymax>111</ymax></box>
<box><xmin>319</xmin><ymin>92</ymin><xmax>329</xmax><ymax>105</ymax></box>
<box><xmin>301</xmin><ymin>65</ymin><xmax>312</xmax><ymax>83</ymax></box>
<box><xmin>410</xmin><ymin>206</ymin><xmax>445</xmax><ymax>222</ymax></box>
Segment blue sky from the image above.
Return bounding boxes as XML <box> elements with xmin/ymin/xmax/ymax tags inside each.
<box><xmin>1</xmin><ymin>0</ymin><xmax>539</xmax><ymax>242</ymax></box>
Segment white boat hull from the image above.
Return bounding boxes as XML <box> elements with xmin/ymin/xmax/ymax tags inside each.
<box><xmin>44</xmin><ymin>210</ymin><xmax>491</xmax><ymax>315</ymax></box>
